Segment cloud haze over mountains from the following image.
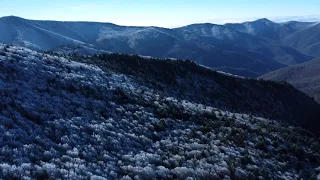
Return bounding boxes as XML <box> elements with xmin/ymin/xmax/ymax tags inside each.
<box><xmin>207</xmin><ymin>15</ymin><xmax>320</xmax><ymax>25</ymax></box>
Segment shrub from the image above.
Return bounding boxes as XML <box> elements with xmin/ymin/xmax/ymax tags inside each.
<box><xmin>255</xmin><ymin>140</ymin><xmax>268</xmax><ymax>152</ymax></box>
<box><xmin>32</xmin><ymin>169</ymin><xmax>50</xmax><ymax>180</ymax></box>
<box><xmin>154</xmin><ymin>120</ymin><xmax>165</xmax><ymax>132</ymax></box>
<box><xmin>293</xmin><ymin>146</ymin><xmax>305</xmax><ymax>160</ymax></box>
<box><xmin>241</xmin><ymin>153</ymin><xmax>252</xmax><ymax>166</ymax></box>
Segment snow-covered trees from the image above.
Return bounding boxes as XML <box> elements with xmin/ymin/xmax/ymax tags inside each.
<box><xmin>0</xmin><ymin>43</ymin><xmax>319</xmax><ymax>179</ymax></box>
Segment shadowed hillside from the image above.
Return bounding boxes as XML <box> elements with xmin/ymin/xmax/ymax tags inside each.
<box><xmin>260</xmin><ymin>58</ymin><xmax>320</xmax><ymax>103</ymax></box>
<box><xmin>63</xmin><ymin>52</ymin><xmax>320</xmax><ymax>136</ymax></box>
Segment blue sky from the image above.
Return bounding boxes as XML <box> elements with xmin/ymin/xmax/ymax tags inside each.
<box><xmin>0</xmin><ymin>0</ymin><xmax>319</xmax><ymax>27</ymax></box>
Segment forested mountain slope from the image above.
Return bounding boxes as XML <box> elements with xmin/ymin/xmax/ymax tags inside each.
<box><xmin>0</xmin><ymin>43</ymin><xmax>319</xmax><ymax>179</ymax></box>
<box><xmin>260</xmin><ymin>58</ymin><xmax>320</xmax><ymax>103</ymax></box>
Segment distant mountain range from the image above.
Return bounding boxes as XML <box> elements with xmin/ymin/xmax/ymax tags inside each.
<box><xmin>0</xmin><ymin>16</ymin><xmax>319</xmax><ymax>77</ymax></box>
<box><xmin>260</xmin><ymin>58</ymin><xmax>320</xmax><ymax>103</ymax></box>
<box><xmin>226</xmin><ymin>19</ymin><xmax>320</xmax><ymax>57</ymax></box>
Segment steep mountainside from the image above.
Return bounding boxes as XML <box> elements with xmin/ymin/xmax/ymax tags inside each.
<box><xmin>52</xmin><ymin>44</ymin><xmax>110</xmax><ymax>56</ymax></box>
<box><xmin>260</xmin><ymin>58</ymin><xmax>320</xmax><ymax>103</ymax></box>
<box><xmin>225</xmin><ymin>19</ymin><xmax>281</xmax><ymax>40</ymax></box>
<box><xmin>282</xmin><ymin>23</ymin><xmax>320</xmax><ymax>57</ymax></box>
<box><xmin>64</xmin><ymin>51</ymin><xmax>320</xmax><ymax>135</ymax></box>
<box><xmin>0</xmin><ymin>16</ymin><xmax>315</xmax><ymax>77</ymax></box>
<box><xmin>225</xmin><ymin>19</ymin><xmax>314</xmax><ymax>40</ymax></box>
<box><xmin>0</xmin><ymin>43</ymin><xmax>320</xmax><ymax>179</ymax></box>
<box><xmin>0</xmin><ymin>16</ymin><xmax>89</xmax><ymax>50</ymax></box>
<box><xmin>226</xmin><ymin>19</ymin><xmax>320</xmax><ymax>58</ymax></box>
<box><xmin>177</xmin><ymin>23</ymin><xmax>311</xmax><ymax>66</ymax></box>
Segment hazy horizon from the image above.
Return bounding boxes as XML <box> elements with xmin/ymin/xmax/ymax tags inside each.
<box><xmin>2</xmin><ymin>14</ymin><xmax>320</xmax><ymax>28</ymax></box>
<box><xmin>0</xmin><ymin>0</ymin><xmax>320</xmax><ymax>27</ymax></box>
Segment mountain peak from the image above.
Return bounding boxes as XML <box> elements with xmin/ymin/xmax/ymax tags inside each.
<box><xmin>0</xmin><ymin>15</ymin><xmax>23</xmax><ymax>20</ymax></box>
<box><xmin>181</xmin><ymin>22</ymin><xmax>217</xmax><ymax>28</ymax></box>
<box><xmin>0</xmin><ymin>15</ymin><xmax>26</xmax><ymax>23</ymax></box>
<box><xmin>254</xmin><ymin>18</ymin><xmax>274</xmax><ymax>23</ymax></box>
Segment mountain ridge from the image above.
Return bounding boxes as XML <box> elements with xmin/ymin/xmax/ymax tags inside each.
<box><xmin>0</xmin><ymin>15</ymin><xmax>315</xmax><ymax>77</ymax></box>
<box><xmin>260</xmin><ymin>57</ymin><xmax>320</xmax><ymax>103</ymax></box>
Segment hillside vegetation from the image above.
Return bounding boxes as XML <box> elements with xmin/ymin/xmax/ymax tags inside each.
<box><xmin>66</xmin><ymin>52</ymin><xmax>320</xmax><ymax>134</ymax></box>
<box><xmin>260</xmin><ymin>58</ymin><xmax>320</xmax><ymax>103</ymax></box>
<box><xmin>0</xmin><ymin>43</ymin><xmax>319</xmax><ymax>179</ymax></box>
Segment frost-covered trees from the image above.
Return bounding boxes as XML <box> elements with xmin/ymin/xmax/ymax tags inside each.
<box><xmin>0</xmin><ymin>43</ymin><xmax>319</xmax><ymax>179</ymax></box>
